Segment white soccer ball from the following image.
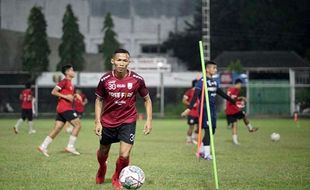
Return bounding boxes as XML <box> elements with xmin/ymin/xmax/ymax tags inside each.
<box><xmin>271</xmin><ymin>133</ymin><xmax>280</xmax><ymax>142</ymax></box>
<box><xmin>120</xmin><ymin>165</ymin><xmax>145</xmax><ymax>189</ymax></box>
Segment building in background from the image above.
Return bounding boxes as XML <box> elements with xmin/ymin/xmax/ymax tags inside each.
<box><xmin>0</xmin><ymin>0</ymin><xmax>195</xmax><ymax>56</ymax></box>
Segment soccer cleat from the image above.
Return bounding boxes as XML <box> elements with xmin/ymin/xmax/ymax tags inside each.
<box><xmin>13</xmin><ymin>127</ymin><xmax>18</xmax><ymax>134</ymax></box>
<box><xmin>65</xmin><ymin>147</ymin><xmax>80</xmax><ymax>155</ymax></box>
<box><xmin>112</xmin><ymin>174</ymin><xmax>123</xmax><ymax>190</ymax></box>
<box><xmin>249</xmin><ymin>128</ymin><xmax>259</xmax><ymax>133</ymax></box>
<box><xmin>203</xmin><ymin>155</ymin><xmax>213</xmax><ymax>160</ymax></box>
<box><xmin>186</xmin><ymin>140</ymin><xmax>193</xmax><ymax>144</ymax></box>
<box><xmin>29</xmin><ymin>130</ymin><xmax>36</xmax><ymax>134</ymax></box>
<box><xmin>37</xmin><ymin>146</ymin><xmax>49</xmax><ymax>157</ymax></box>
<box><xmin>233</xmin><ymin>141</ymin><xmax>240</xmax><ymax>145</ymax></box>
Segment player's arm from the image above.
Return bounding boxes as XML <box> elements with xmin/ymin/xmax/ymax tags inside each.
<box><xmin>181</xmin><ymin>88</ymin><xmax>200</xmax><ymax>117</ymax></box>
<box><xmin>94</xmin><ymin>96</ymin><xmax>103</xmax><ymax>136</ymax></box>
<box><xmin>51</xmin><ymin>86</ymin><xmax>74</xmax><ymax>102</ymax></box>
<box><xmin>182</xmin><ymin>95</ymin><xmax>190</xmax><ymax>106</ymax></box>
<box><xmin>216</xmin><ymin>88</ymin><xmax>236</xmax><ymax>104</ymax></box>
<box><xmin>143</xmin><ymin>94</ymin><xmax>152</xmax><ymax>135</ymax></box>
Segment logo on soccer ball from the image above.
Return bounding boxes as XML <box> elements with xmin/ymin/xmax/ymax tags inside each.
<box><xmin>127</xmin><ymin>83</ymin><xmax>133</xmax><ymax>90</ymax></box>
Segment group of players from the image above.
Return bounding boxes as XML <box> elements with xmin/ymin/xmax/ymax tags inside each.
<box><xmin>13</xmin><ymin>48</ymin><xmax>257</xmax><ymax>189</ymax></box>
<box><xmin>181</xmin><ymin>61</ymin><xmax>258</xmax><ymax>160</ymax></box>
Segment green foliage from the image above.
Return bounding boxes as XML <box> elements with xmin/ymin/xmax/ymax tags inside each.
<box><xmin>101</xmin><ymin>12</ymin><xmax>120</xmax><ymax>71</ymax></box>
<box><xmin>57</xmin><ymin>4</ymin><xmax>85</xmax><ymax>71</ymax></box>
<box><xmin>22</xmin><ymin>6</ymin><xmax>50</xmax><ymax>81</ymax></box>
<box><xmin>227</xmin><ymin>59</ymin><xmax>244</xmax><ymax>73</ymax></box>
<box><xmin>1</xmin><ymin>118</ymin><xmax>310</xmax><ymax>189</ymax></box>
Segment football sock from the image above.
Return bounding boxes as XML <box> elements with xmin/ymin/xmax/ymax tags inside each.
<box><xmin>28</xmin><ymin>121</ymin><xmax>33</xmax><ymax>131</ymax></box>
<box><xmin>15</xmin><ymin>118</ymin><xmax>23</xmax><ymax>130</ymax></box>
<box><xmin>247</xmin><ymin>123</ymin><xmax>253</xmax><ymax>130</ymax></box>
<box><xmin>191</xmin><ymin>132</ymin><xmax>197</xmax><ymax>140</ymax></box>
<box><xmin>67</xmin><ymin>135</ymin><xmax>77</xmax><ymax>148</ymax></box>
<box><xmin>199</xmin><ymin>144</ymin><xmax>204</xmax><ymax>153</ymax></box>
<box><xmin>96</xmin><ymin>150</ymin><xmax>108</xmax><ymax>183</ymax></box>
<box><xmin>203</xmin><ymin>146</ymin><xmax>210</xmax><ymax>156</ymax></box>
<box><xmin>113</xmin><ymin>156</ymin><xmax>130</xmax><ymax>179</ymax></box>
<box><xmin>41</xmin><ymin>136</ymin><xmax>53</xmax><ymax>149</ymax></box>
<box><xmin>186</xmin><ymin>136</ymin><xmax>192</xmax><ymax>142</ymax></box>
<box><xmin>232</xmin><ymin>134</ymin><xmax>239</xmax><ymax>144</ymax></box>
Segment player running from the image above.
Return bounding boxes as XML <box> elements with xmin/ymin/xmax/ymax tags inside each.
<box><xmin>13</xmin><ymin>82</ymin><xmax>36</xmax><ymax>134</ymax></box>
<box><xmin>94</xmin><ymin>48</ymin><xmax>152</xmax><ymax>190</ymax></box>
<box><xmin>225</xmin><ymin>79</ymin><xmax>258</xmax><ymax>145</ymax></box>
<box><xmin>182</xmin><ymin>79</ymin><xmax>199</xmax><ymax>144</ymax></box>
<box><xmin>181</xmin><ymin>61</ymin><xmax>235</xmax><ymax>160</ymax></box>
<box><xmin>38</xmin><ymin>64</ymin><xmax>82</xmax><ymax>157</ymax></box>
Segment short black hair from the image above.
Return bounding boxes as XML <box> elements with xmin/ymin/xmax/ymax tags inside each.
<box><xmin>206</xmin><ymin>61</ymin><xmax>217</xmax><ymax>66</ymax></box>
<box><xmin>235</xmin><ymin>79</ymin><xmax>243</xmax><ymax>84</ymax></box>
<box><xmin>192</xmin><ymin>79</ymin><xmax>197</xmax><ymax>87</ymax></box>
<box><xmin>113</xmin><ymin>48</ymin><xmax>130</xmax><ymax>56</ymax></box>
<box><xmin>25</xmin><ymin>82</ymin><xmax>31</xmax><ymax>89</ymax></box>
<box><xmin>61</xmin><ymin>64</ymin><xmax>73</xmax><ymax>75</ymax></box>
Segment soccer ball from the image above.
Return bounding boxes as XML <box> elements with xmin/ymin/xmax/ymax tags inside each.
<box><xmin>120</xmin><ymin>165</ymin><xmax>145</xmax><ymax>189</ymax></box>
<box><xmin>270</xmin><ymin>133</ymin><xmax>280</xmax><ymax>142</ymax></box>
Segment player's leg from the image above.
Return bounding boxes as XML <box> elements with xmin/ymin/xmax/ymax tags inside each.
<box><xmin>231</xmin><ymin>121</ymin><xmax>239</xmax><ymax>145</ymax></box>
<box><xmin>96</xmin><ymin>144</ymin><xmax>111</xmax><ymax>184</ymax></box>
<box><xmin>242</xmin><ymin>113</ymin><xmax>258</xmax><ymax>132</ymax></box>
<box><xmin>27</xmin><ymin>109</ymin><xmax>36</xmax><ymax>134</ymax></box>
<box><xmin>192</xmin><ymin>123</ymin><xmax>199</xmax><ymax>144</ymax></box>
<box><xmin>200</xmin><ymin>116</ymin><xmax>216</xmax><ymax>160</ymax></box>
<box><xmin>186</xmin><ymin>124</ymin><xmax>194</xmax><ymax>144</ymax></box>
<box><xmin>38</xmin><ymin>120</ymin><xmax>65</xmax><ymax>157</ymax></box>
<box><xmin>112</xmin><ymin>122</ymin><xmax>136</xmax><ymax>190</ymax></box>
<box><xmin>13</xmin><ymin>110</ymin><xmax>25</xmax><ymax>133</ymax></box>
<box><xmin>65</xmin><ymin>115</ymin><xmax>82</xmax><ymax>155</ymax></box>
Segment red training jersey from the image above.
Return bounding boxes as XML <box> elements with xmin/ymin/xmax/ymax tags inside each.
<box><xmin>183</xmin><ymin>88</ymin><xmax>199</xmax><ymax>117</ymax></box>
<box><xmin>74</xmin><ymin>93</ymin><xmax>86</xmax><ymax>113</ymax></box>
<box><xmin>55</xmin><ymin>78</ymin><xmax>74</xmax><ymax>113</ymax></box>
<box><xmin>20</xmin><ymin>89</ymin><xmax>32</xmax><ymax>109</ymax></box>
<box><xmin>225</xmin><ymin>87</ymin><xmax>240</xmax><ymax>115</ymax></box>
<box><xmin>95</xmin><ymin>70</ymin><xmax>149</xmax><ymax>128</ymax></box>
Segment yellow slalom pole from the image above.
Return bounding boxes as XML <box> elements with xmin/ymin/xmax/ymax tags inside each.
<box><xmin>199</xmin><ymin>41</ymin><xmax>219</xmax><ymax>189</ymax></box>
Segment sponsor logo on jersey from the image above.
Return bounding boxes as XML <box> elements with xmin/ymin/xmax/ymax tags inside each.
<box><xmin>117</xmin><ymin>84</ymin><xmax>126</xmax><ymax>88</ymax></box>
<box><xmin>127</xmin><ymin>83</ymin><xmax>133</xmax><ymax>89</ymax></box>
<box><xmin>109</xmin><ymin>92</ymin><xmax>133</xmax><ymax>98</ymax></box>
<box><xmin>108</xmin><ymin>81</ymin><xmax>116</xmax><ymax>90</ymax></box>
<box><xmin>114</xmin><ymin>100</ymin><xmax>126</xmax><ymax>105</ymax></box>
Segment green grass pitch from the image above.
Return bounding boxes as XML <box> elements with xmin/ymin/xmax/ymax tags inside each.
<box><xmin>0</xmin><ymin>118</ymin><xmax>309</xmax><ymax>190</ymax></box>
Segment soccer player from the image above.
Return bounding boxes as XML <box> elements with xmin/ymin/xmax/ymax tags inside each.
<box><xmin>65</xmin><ymin>89</ymin><xmax>88</xmax><ymax>133</ymax></box>
<box><xmin>37</xmin><ymin>64</ymin><xmax>82</xmax><ymax>157</ymax></box>
<box><xmin>225</xmin><ymin>79</ymin><xmax>258</xmax><ymax>145</ymax></box>
<box><xmin>181</xmin><ymin>61</ymin><xmax>235</xmax><ymax>160</ymax></box>
<box><xmin>94</xmin><ymin>49</ymin><xmax>152</xmax><ymax>190</ymax></box>
<box><xmin>13</xmin><ymin>82</ymin><xmax>36</xmax><ymax>134</ymax></box>
<box><xmin>182</xmin><ymin>79</ymin><xmax>199</xmax><ymax>144</ymax></box>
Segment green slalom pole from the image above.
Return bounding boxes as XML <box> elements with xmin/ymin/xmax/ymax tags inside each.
<box><xmin>199</xmin><ymin>41</ymin><xmax>219</xmax><ymax>190</ymax></box>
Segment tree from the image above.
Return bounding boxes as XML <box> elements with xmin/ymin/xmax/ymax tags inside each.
<box><xmin>57</xmin><ymin>4</ymin><xmax>85</xmax><ymax>71</ymax></box>
<box><xmin>227</xmin><ymin>59</ymin><xmax>244</xmax><ymax>73</ymax></box>
<box><xmin>22</xmin><ymin>6</ymin><xmax>50</xmax><ymax>81</ymax></box>
<box><xmin>101</xmin><ymin>12</ymin><xmax>120</xmax><ymax>71</ymax></box>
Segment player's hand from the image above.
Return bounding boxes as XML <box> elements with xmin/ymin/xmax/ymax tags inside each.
<box><xmin>65</xmin><ymin>94</ymin><xmax>74</xmax><ymax>102</ymax></box>
<box><xmin>181</xmin><ymin>108</ymin><xmax>191</xmax><ymax>117</ymax></box>
<box><xmin>94</xmin><ymin>121</ymin><xmax>102</xmax><ymax>136</ymax></box>
<box><xmin>143</xmin><ymin>120</ymin><xmax>152</xmax><ymax>135</ymax></box>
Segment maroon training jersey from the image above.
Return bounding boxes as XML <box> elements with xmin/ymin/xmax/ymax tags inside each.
<box><xmin>20</xmin><ymin>89</ymin><xmax>32</xmax><ymax>109</ymax></box>
<box><xmin>225</xmin><ymin>87</ymin><xmax>240</xmax><ymax>115</ymax></box>
<box><xmin>56</xmin><ymin>78</ymin><xmax>74</xmax><ymax>113</ymax></box>
<box><xmin>95</xmin><ymin>70</ymin><xmax>149</xmax><ymax>128</ymax></box>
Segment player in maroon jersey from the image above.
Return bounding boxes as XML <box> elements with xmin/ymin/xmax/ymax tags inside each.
<box><xmin>13</xmin><ymin>82</ymin><xmax>36</xmax><ymax>134</ymax></box>
<box><xmin>182</xmin><ymin>79</ymin><xmax>199</xmax><ymax>144</ymax></box>
<box><xmin>225</xmin><ymin>79</ymin><xmax>258</xmax><ymax>145</ymax></box>
<box><xmin>94</xmin><ymin>49</ymin><xmax>152</xmax><ymax>190</ymax></box>
<box><xmin>38</xmin><ymin>65</ymin><xmax>82</xmax><ymax>157</ymax></box>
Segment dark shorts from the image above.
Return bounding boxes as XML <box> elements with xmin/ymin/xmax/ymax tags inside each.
<box><xmin>226</xmin><ymin>111</ymin><xmax>246</xmax><ymax>125</ymax></box>
<box><xmin>76</xmin><ymin>111</ymin><xmax>83</xmax><ymax>118</ymax></box>
<box><xmin>56</xmin><ymin>110</ymin><xmax>78</xmax><ymax>123</ymax></box>
<box><xmin>187</xmin><ymin>116</ymin><xmax>198</xmax><ymax>125</ymax></box>
<box><xmin>21</xmin><ymin>109</ymin><xmax>33</xmax><ymax>121</ymax></box>
<box><xmin>100</xmin><ymin>122</ymin><xmax>136</xmax><ymax>145</ymax></box>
